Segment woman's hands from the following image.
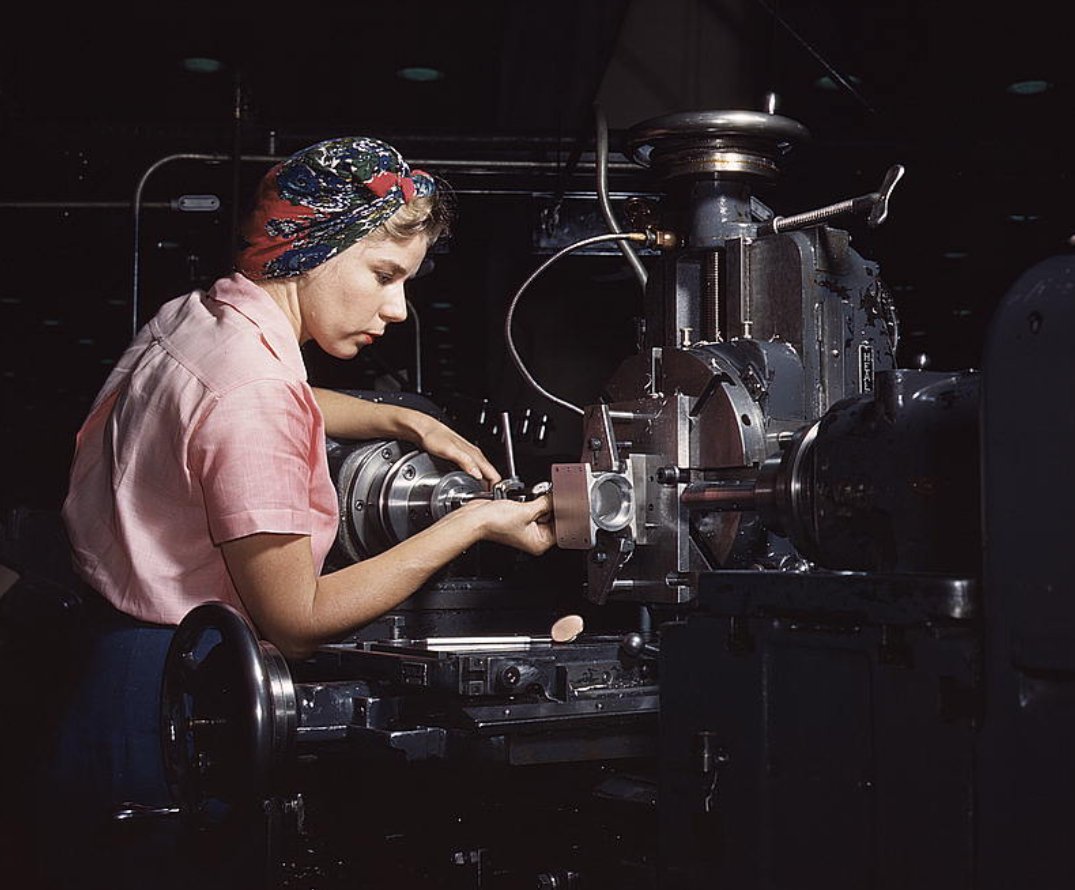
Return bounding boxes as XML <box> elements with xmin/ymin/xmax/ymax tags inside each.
<box><xmin>312</xmin><ymin>388</ymin><xmax>500</xmax><ymax>485</ymax></box>
<box><xmin>412</xmin><ymin>415</ymin><xmax>501</xmax><ymax>485</ymax></box>
<box><xmin>459</xmin><ymin>493</ymin><xmax>556</xmax><ymax>555</ymax></box>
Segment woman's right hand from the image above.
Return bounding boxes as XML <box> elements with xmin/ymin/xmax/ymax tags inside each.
<box><xmin>461</xmin><ymin>493</ymin><xmax>556</xmax><ymax>556</ymax></box>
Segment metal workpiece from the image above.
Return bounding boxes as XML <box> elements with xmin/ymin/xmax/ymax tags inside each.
<box><xmin>550</xmin><ymin>463</ymin><xmax>597</xmax><ymax>550</ymax></box>
<box><xmin>583</xmin><ymin>394</ymin><xmax>688</xmax><ymax>604</ymax></box>
<box><xmin>550</xmin><ymin>462</ymin><xmax>636</xmax><ymax>550</ymax></box>
<box><xmin>576</xmin><ymin>362</ymin><xmax>770</xmax><ymax>603</ymax></box>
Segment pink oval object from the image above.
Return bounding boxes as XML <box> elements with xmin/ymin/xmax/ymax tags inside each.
<box><xmin>550</xmin><ymin>614</ymin><xmax>584</xmax><ymax>644</ymax></box>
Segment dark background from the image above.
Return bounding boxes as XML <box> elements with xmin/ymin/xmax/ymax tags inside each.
<box><xmin>1</xmin><ymin>1</ymin><xmax>1071</xmax><ymax>511</ymax></box>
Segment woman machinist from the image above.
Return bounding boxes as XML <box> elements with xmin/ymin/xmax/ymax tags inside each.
<box><xmin>45</xmin><ymin>135</ymin><xmax>555</xmax><ymax>888</ymax></box>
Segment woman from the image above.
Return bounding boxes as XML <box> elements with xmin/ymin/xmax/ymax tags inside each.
<box><xmin>45</xmin><ymin>136</ymin><xmax>555</xmax><ymax>888</ymax></box>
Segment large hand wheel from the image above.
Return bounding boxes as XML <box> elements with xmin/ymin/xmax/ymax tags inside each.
<box><xmin>160</xmin><ymin>601</ymin><xmax>297</xmax><ymax>822</ymax></box>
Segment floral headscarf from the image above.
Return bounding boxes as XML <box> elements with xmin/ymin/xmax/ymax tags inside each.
<box><xmin>235</xmin><ymin>136</ymin><xmax>436</xmax><ymax>280</ymax></box>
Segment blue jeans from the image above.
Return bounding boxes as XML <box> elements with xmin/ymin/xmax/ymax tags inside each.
<box><xmin>33</xmin><ymin>595</ymin><xmax>274</xmax><ymax>890</ymax></box>
<box><xmin>35</xmin><ymin>601</ymin><xmax>182</xmax><ymax>889</ymax></box>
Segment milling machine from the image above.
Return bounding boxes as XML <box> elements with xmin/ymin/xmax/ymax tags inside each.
<box><xmin>150</xmin><ymin>110</ymin><xmax>1074</xmax><ymax>889</ymax></box>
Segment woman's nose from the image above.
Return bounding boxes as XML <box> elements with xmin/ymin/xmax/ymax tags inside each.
<box><xmin>381</xmin><ymin>285</ymin><xmax>408</xmax><ymax>323</ymax></box>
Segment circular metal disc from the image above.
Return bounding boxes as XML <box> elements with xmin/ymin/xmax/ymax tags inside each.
<box><xmin>336</xmin><ymin>440</ymin><xmax>405</xmax><ymax>560</ymax></box>
<box><xmin>627</xmin><ymin>109</ymin><xmax>811</xmax><ymax>180</ymax></box>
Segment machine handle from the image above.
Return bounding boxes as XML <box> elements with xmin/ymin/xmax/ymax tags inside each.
<box><xmin>621</xmin><ymin>631</ymin><xmax>660</xmax><ymax>660</ymax></box>
<box><xmin>758</xmin><ymin>163</ymin><xmax>905</xmax><ymax>234</ymax></box>
<box><xmin>867</xmin><ymin>164</ymin><xmax>906</xmax><ymax>227</ymax></box>
<box><xmin>501</xmin><ymin>411</ymin><xmax>517</xmax><ymax>482</ymax></box>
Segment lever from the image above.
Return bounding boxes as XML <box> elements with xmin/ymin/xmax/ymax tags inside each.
<box><xmin>494</xmin><ymin>411</ymin><xmax>526</xmax><ymax>500</ymax></box>
<box><xmin>757</xmin><ymin>163</ymin><xmax>906</xmax><ymax>235</ymax></box>
<box><xmin>501</xmin><ymin>410</ymin><xmax>518</xmax><ymax>483</ymax></box>
<box><xmin>867</xmin><ymin>164</ymin><xmax>905</xmax><ymax>227</ymax></box>
<box><xmin>621</xmin><ymin>631</ymin><xmax>660</xmax><ymax>660</ymax></box>
<box><xmin>447</xmin><ymin>411</ymin><xmax>547</xmax><ymax>508</ymax></box>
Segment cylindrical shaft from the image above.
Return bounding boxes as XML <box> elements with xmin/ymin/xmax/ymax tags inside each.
<box><xmin>680</xmin><ymin>479</ymin><xmax>757</xmax><ymax>511</ymax></box>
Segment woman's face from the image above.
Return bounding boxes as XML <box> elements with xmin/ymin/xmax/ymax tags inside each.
<box><xmin>297</xmin><ymin>232</ymin><xmax>428</xmax><ymax>359</ymax></box>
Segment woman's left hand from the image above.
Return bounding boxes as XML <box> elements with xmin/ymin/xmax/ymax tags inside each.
<box><xmin>416</xmin><ymin>417</ymin><xmax>501</xmax><ymax>484</ymax></box>
<box><xmin>312</xmin><ymin>389</ymin><xmax>501</xmax><ymax>484</ymax></box>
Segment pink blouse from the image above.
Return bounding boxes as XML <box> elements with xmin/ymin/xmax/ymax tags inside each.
<box><xmin>62</xmin><ymin>273</ymin><xmax>339</xmax><ymax>626</ymax></box>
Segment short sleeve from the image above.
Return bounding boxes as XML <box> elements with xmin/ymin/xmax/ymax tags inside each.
<box><xmin>190</xmin><ymin>378</ymin><xmax>322</xmax><ymax>544</ymax></box>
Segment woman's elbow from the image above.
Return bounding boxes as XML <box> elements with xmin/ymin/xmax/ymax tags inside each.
<box><xmin>256</xmin><ymin>623</ymin><xmax>321</xmax><ymax>661</ymax></box>
<box><xmin>276</xmin><ymin>638</ymin><xmax>318</xmax><ymax>661</ymax></box>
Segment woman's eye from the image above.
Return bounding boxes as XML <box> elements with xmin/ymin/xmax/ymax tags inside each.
<box><xmin>375</xmin><ymin>272</ymin><xmax>393</xmax><ymax>285</ymax></box>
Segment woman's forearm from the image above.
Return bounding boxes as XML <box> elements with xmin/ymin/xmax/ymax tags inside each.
<box><xmin>312</xmin><ymin>387</ymin><xmax>498</xmax><ymax>482</ymax></box>
<box><xmin>221</xmin><ymin>503</ymin><xmax>486</xmax><ymax>659</ymax></box>
<box><xmin>311</xmin><ymin>387</ymin><xmax>430</xmax><ymax>441</ymax></box>
<box><xmin>310</xmin><ymin>506</ymin><xmax>486</xmax><ymax>641</ymax></box>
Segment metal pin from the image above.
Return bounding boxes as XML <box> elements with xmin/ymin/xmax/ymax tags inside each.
<box><xmin>501</xmin><ymin>411</ymin><xmax>517</xmax><ymax>480</ymax></box>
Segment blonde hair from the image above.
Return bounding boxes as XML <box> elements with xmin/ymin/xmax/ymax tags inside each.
<box><xmin>380</xmin><ymin>180</ymin><xmax>455</xmax><ymax>243</ymax></box>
